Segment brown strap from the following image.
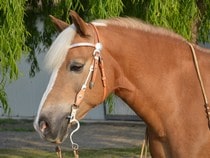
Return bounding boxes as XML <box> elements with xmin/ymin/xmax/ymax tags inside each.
<box><xmin>99</xmin><ymin>57</ymin><xmax>107</xmax><ymax>100</ymax></box>
<box><xmin>90</xmin><ymin>23</ymin><xmax>100</xmax><ymax>42</ymax></box>
<box><xmin>55</xmin><ymin>146</ymin><xmax>63</xmax><ymax>158</ymax></box>
<box><xmin>188</xmin><ymin>42</ymin><xmax>210</xmax><ymax>128</ymax></box>
<box><xmin>89</xmin><ymin>23</ymin><xmax>107</xmax><ymax>99</ymax></box>
<box><xmin>74</xmin><ymin>88</ymin><xmax>86</xmax><ymax>106</ymax></box>
<box><xmin>89</xmin><ymin>52</ymin><xmax>107</xmax><ymax>100</ymax></box>
<box><xmin>73</xmin><ymin>149</ymin><xmax>79</xmax><ymax>158</ymax></box>
<box><xmin>140</xmin><ymin>128</ymin><xmax>149</xmax><ymax>158</ymax></box>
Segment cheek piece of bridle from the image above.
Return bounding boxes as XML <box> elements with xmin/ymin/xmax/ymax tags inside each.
<box><xmin>56</xmin><ymin>24</ymin><xmax>107</xmax><ymax>158</ymax></box>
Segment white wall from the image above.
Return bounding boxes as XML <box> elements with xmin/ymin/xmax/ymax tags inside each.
<box><xmin>1</xmin><ymin>53</ymin><xmax>48</xmax><ymax>118</ymax></box>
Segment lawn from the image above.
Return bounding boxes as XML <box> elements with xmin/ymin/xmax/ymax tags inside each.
<box><xmin>0</xmin><ymin>119</ymin><xmax>145</xmax><ymax>158</ymax></box>
<box><xmin>0</xmin><ymin>148</ymin><xmax>141</xmax><ymax>158</ymax></box>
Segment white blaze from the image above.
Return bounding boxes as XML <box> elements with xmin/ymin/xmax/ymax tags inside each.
<box><xmin>34</xmin><ymin>68</ymin><xmax>59</xmax><ymax>130</ymax></box>
<box><xmin>33</xmin><ymin>25</ymin><xmax>76</xmax><ymax>130</ymax></box>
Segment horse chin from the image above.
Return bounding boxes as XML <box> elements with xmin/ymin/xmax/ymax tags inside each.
<box><xmin>52</xmin><ymin>120</ymin><xmax>80</xmax><ymax>144</ymax></box>
<box><xmin>43</xmin><ymin>128</ymin><xmax>69</xmax><ymax>144</ymax></box>
<box><xmin>51</xmin><ymin>127</ymin><xmax>70</xmax><ymax>144</ymax></box>
<box><xmin>43</xmin><ymin>117</ymin><xmax>71</xmax><ymax>144</ymax></box>
<box><xmin>49</xmin><ymin>132</ymin><xmax>69</xmax><ymax>144</ymax></box>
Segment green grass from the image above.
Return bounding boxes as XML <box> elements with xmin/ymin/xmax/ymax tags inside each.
<box><xmin>0</xmin><ymin>148</ymin><xmax>141</xmax><ymax>158</ymax></box>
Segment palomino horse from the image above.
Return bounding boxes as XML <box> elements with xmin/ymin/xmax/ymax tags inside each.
<box><xmin>34</xmin><ymin>11</ymin><xmax>210</xmax><ymax>157</ymax></box>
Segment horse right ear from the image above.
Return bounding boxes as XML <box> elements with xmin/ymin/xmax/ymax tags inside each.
<box><xmin>49</xmin><ymin>15</ymin><xmax>69</xmax><ymax>32</ymax></box>
<box><xmin>70</xmin><ymin>10</ymin><xmax>88</xmax><ymax>36</ymax></box>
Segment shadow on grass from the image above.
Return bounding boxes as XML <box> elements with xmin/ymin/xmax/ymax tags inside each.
<box><xmin>0</xmin><ymin>119</ymin><xmax>34</xmax><ymax>132</ymax></box>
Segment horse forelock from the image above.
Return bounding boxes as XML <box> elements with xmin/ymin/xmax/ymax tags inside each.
<box><xmin>44</xmin><ymin>25</ymin><xmax>76</xmax><ymax>72</ymax></box>
<box><xmin>93</xmin><ymin>17</ymin><xmax>185</xmax><ymax>41</ymax></box>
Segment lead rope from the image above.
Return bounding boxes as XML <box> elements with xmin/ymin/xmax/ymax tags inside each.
<box><xmin>139</xmin><ymin>43</ymin><xmax>210</xmax><ymax>158</ymax></box>
<box><xmin>188</xmin><ymin>42</ymin><xmax>210</xmax><ymax>128</ymax></box>
<box><xmin>55</xmin><ymin>106</ymin><xmax>80</xmax><ymax>158</ymax></box>
<box><xmin>55</xmin><ymin>146</ymin><xmax>63</xmax><ymax>158</ymax></box>
<box><xmin>140</xmin><ymin>127</ymin><xmax>149</xmax><ymax>158</ymax></box>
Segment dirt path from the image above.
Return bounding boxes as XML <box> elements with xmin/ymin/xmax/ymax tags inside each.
<box><xmin>0</xmin><ymin>121</ymin><xmax>146</xmax><ymax>151</ymax></box>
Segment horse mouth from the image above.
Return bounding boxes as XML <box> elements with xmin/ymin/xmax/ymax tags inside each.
<box><xmin>44</xmin><ymin>124</ymin><xmax>70</xmax><ymax>144</ymax></box>
<box><xmin>45</xmin><ymin>129</ymin><xmax>70</xmax><ymax>144</ymax></box>
<box><xmin>34</xmin><ymin>114</ymin><xmax>71</xmax><ymax>144</ymax></box>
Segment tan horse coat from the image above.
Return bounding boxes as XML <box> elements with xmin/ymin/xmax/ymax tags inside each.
<box><xmin>34</xmin><ymin>11</ymin><xmax>210</xmax><ymax>157</ymax></box>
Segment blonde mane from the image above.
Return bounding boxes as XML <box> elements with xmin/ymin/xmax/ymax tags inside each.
<box><xmin>44</xmin><ymin>25</ymin><xmax>76</xmax><ymax>71</ymax></box>
<box><xmin>93</xmin><ymin>17</ymin><xmax>186</xmax><ymax>41</ymax></box>
<box><xmin>45</xmin><ymin>17</ymin><xmax>200</xmax><ymax>72</ymax></box>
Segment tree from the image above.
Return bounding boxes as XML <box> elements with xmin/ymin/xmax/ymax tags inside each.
<box><xmin>70</xmin><ymin>0</ymin><xmax>210</xmax><ymax>43</ymax></box>
<box><xmin>0</xmin><ymin>0</ymin><xmax>210</xmax><ymax>114</ymax></box>
<box><xmin>0</xmin><ymin>0</ymin><xmax>29</xmax><ymax>113</ymax></box>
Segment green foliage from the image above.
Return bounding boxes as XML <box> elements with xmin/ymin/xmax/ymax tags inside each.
<box><xmin>0</xmin><ymin>82</ymin><xmax>10</xmax><ymax>114</ymax></box>
<box><xmin>144</xmin><ymin>0</ymin><xmax>198</xmax><ymax>40</ymax></box>
<box><xmin>105</xmin><ymin>93</ymin><xmax>116</xmax><ymax>114</ymax></box>
<box><xmin>123</xmin><ymin>0</ymin><xmax>210</xmax><ymax>43</ymax></box>
<box><xmin>0</xmin><ymin>0</ymin><xmax>29</xmax><ymax>114</ymax></box>
<box><xmin>89</xmin><ymin>0</ymin><xmax>124</xmax><ymax>19</ymax></box>
<box><xmin>0</xmin><ymin>0</ymin><xmax>29</xmax><ymax>80</ymax></box>
<box><xmin>197</xmin><ymin>0</ymin><xmax>210</xmax><ymax>43</ymax></box>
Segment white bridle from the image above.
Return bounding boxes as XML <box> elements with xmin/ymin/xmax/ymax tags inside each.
<box><xmin>68</xmin><ymin>42</ymin><xmax>103</xmax><ymax>91</ymax></box>
<box><xmin>67</xmin><ymin>42</ymin><xmax>104</xmax><ymax>151</ymax></box>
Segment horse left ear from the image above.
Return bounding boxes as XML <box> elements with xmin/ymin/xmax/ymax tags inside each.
<box><xmin>70</xmin><ymin>10</ymin><xmax>88</xmax><ymax>36</ymax></box>
<box><xmin>49</xmin><ymin>15</ymin><xmax>69</xmax><ymax>32</ymax></box>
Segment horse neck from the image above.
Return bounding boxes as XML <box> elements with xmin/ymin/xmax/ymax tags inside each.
<box><xmin>99</xmin><ymin>25</ymin><xmax>202</xmax><ymax>127</ymax></box>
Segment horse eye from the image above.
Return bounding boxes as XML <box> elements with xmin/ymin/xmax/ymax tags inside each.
<box><xmin>70</xmin><ymin>63</ymin><xmax>84</xmax><ymax>72</ymax></box>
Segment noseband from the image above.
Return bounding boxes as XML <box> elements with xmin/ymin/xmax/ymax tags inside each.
<box><xmin>61</xmin><ymin>24</ymin><xmax>107</xmax><ymax>158</ymax></box>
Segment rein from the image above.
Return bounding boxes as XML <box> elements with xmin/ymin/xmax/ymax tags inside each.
<box><xmin>56</xmin><ymin>24</ymin><xmax>107</xmax><ymax>158</ymax></box>
<box><xmin>139</xmin><ymin>43</ymin><xmax>210</xmax><ymax>158</ymax></box>
<box><xmin>188</xmin><ymin>42</ymin><xmax>210</xmax><ymax>128</ymax></box>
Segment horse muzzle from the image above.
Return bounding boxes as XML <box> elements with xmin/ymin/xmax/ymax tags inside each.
<box><xmin>34</xmin><ymin>113</ymin><xmax>70</xmax><ymax>144</ymax></box>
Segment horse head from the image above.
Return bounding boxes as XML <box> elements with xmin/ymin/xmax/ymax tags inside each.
<box><xmin>34</xmin><ymin>11</ymin><xmax>110</xmax><ymax>143</ymax></box>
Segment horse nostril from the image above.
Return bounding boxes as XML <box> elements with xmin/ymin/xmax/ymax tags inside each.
<box><xmin>39</xmin><ymin>120</ymin><xmax>49</xmax><ymax>134</ymax></box>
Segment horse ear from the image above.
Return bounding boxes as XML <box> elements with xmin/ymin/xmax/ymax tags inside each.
<box><xmin>49</xmin><ymin>15</ymin><xmax>69</xmax><ymax>32</ymax></box>
<box><xmin>70</xmin><ymin>10</ymin><xmax>88</xmax><ymax>36</ymax></box>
